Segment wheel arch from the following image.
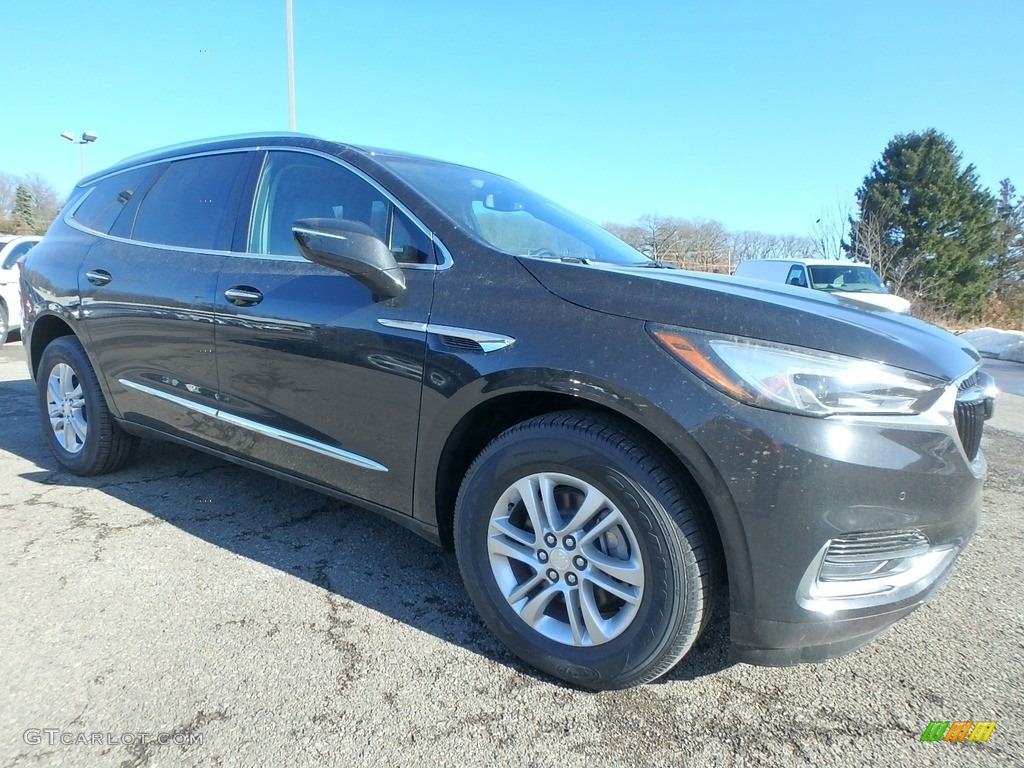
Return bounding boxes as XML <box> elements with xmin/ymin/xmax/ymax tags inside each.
<box><xmin>27</xmin><ymin>313</ymin><xmax>78</xmax><ymax>379</ymax></box>
<box><xmin>430</xmin><ymin>389</ymin><xmax>727</xmax><ymax>587</ymax></box>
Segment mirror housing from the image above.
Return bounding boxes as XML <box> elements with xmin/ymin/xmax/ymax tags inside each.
<box><xmin>292</xmin><ymin>218</ymin><xmax>406</xmax><ymax>298</ymax></box>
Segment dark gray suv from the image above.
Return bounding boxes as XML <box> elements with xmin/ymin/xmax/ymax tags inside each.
<box><xmin>20</xmin><ymin>133</ymin><xmax>995</xmax><ymax>689</ymax></box>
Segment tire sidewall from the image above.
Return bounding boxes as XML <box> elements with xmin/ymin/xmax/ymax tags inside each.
<box><xmin>455</xmin><ymin>426</ymin><xmax>692</xmax><ymax>688</ymax></box>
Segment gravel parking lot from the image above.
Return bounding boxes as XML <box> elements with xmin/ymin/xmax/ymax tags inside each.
<box><xmin>1</xmin><ymin>338</ymin><xmax>1021</xmax><ymax>767</ymax></box>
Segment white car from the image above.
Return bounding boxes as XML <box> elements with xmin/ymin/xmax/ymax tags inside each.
<box><xmin>733</xmin><ymin>258</ymin><xmax>912</xmax><ymax>314</ymax></box>
<box><xmin>0</xmin><ymin>235</ymin><xmax>41</xmax><ymax>343</ymax></box>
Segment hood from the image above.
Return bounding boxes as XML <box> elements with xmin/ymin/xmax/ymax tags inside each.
<box><xmin>518</xmin><ymin>258</ymin><xmax>979</xmax><ymax>383</ymax></box>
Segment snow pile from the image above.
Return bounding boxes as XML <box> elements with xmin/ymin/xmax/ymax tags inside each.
<box><xmin>960</xmin><ymin>328</ymin><xmax>1024</xmax><ymax>363</ymax></box>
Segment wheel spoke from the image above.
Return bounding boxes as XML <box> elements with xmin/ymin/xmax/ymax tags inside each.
<box><xmin>59</xmin><ymin>365</ymin><xmax>72</xmax><ymax>397</ymax></box>
<box><xmin>565</xmin><ymin>588</ymin><xmax>587</xmax><ymax>645</ymax></box>
<box><xmin>578</xmin><ymin>509</ymin><xmax>627</xmax><ymax>548</ymax></box>
<box><xmin>506</xmin><ymin>572</ymin><xmax>545</xmax><ymax>605</ymax></box>
<box><xmin>487</xmin><ymin>534</ymin><xmax>539</xmax><ymax>567</ymax></box>
<box><xmin>62</xmin><ymin>419</ymin><xmax>76</xmax><ymax>451</ymax></box>
<box><xmin>47</xmin><ymin>376</ymin><xmax>61</xmax><ymax>405</ymax></box>
<box><xmin>537</xmin><ymin>474</ymin><xmax>563</xmax><ymax>532</ymax></box>
<box><xmin>489</xmin><ymin>515</ymin><xmax>535</xmax><ymax>547</ymax></box>
<box><xmin>562</xmin><ymin>485</ymin><xmax>609</xmax><ymax>534</ymax></box>
<box><xmin>513</xmin><ymin>477</ymin><xmax>546</xmax><ymax>539</ymax></box>
<box><xmin>70</xmin><ymin>412</ymin><xmax>88</xmax><ymax>442</ymax></box>
<box><xmin>584</xmin><ymin>568</ymin><xmax>641</xmax><ymax>605</ymax></box>
<box><xmin>585</xmin><ymin>547</ymin><xmax>644</xmax><ymax>587</ymax></box>
<box><xmin>517</xmin><ymin>582</ymin><xmax>561</xmax><ymax>628</ymax></box>
<box><xmin>579</xmin><ymin>583</ymin><xmax>611</xmax><ymax>643</ymax></box>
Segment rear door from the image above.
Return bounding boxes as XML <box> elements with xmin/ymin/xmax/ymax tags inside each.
<box><xmin>213</xmin><ymin>149</ymin><xmax>436</xmax><ymax>513</ymax></box>
<box><xmin>77</xmin><ymin>151</ymin><xmax>252</xmax><ymax>441</ymax></box>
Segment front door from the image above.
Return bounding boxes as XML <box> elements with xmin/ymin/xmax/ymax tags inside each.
<box><xmin>214</xmin><ymin>150</ymin><xmax>436</xmax><ymax>513</ymax></box>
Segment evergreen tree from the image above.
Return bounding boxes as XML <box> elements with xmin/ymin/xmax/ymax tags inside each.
<box><xmin>12</xmin><ymin>184</ymin><xmax>36</xmax><ymax>234</ymax></box>
<box><xmin>848</xmin><ymin>129</ymin><xmax>998</xmax><ymax>318</ymax></box>
<box><xmin>993</xmin><ymin>178</ymin><xmax>1023</xmax><ymax>296</ymax></box>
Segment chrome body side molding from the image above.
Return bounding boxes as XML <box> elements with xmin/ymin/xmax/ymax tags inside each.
<box><xmin>118</xmin><ymin>379</ymin><xmax>388</xmax><ymax>472</ymax></box>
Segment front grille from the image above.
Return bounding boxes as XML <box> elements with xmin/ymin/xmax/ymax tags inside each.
<box><xmin>824</xmin><ymin>530</ymin><xmax>931</xmax><ymax>562</ymax></box>
<box><xmin>958</xmin><ymin>373</ymin><xmax>979</xmax><ymax>392</ymax></box>
<box><xmin>955</xmin><ymin>399</ymin><xmax>985</xmax><ymax>461</ymax></box>
<box><xmin>955</xmin><ymin>372</ymin><xmax>988</xmax><ymax>462</ymax></box>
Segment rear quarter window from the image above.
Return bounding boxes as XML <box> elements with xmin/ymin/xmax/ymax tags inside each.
<box><xmin>71</xmin><ymin>166</ymin><xmax>155</xmax><ymax>235</ymax></box>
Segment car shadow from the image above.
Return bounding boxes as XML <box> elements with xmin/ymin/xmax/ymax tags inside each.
<box><xmin>0</xmin><ymin>375</ymin><xmax>733</xmax><ymax>688</ymax></box>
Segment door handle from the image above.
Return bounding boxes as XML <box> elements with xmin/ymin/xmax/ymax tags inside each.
<box><xmin>85</xmin><ymin>269</ymin><xmax>112</xmax><ymax>286</ymax></box>
<box><xmin>224</xmin><ymin>286</ymin><xmax>264</xmax><ymax>306</ymax></box>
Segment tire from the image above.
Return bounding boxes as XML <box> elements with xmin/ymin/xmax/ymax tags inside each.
<box><xmin>0</xmin><ymin>303</ymin><xmax>8</xmax><ymax>345</ymax></box>
<box><xmin>36</xmin><ymin>336</ymin><xmax>140</xmax><ymax>476</ymax></box>
<box><xmin>454</xmin><ymin>411</ymin><xmax>714</xmax><ymax>690</ymax></box>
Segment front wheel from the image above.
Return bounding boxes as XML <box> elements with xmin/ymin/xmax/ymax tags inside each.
<box><xmin>454</xmin><ymin>411</ymin><xmax>714</xmax><ymax>689</ymax></box>
<box><xmin>36</xmin><ymin>336</ymin><xmax>140</xmax><ymax>476</ymax></box>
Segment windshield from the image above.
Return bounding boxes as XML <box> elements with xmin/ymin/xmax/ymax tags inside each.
<box><xmin>807</xmin><ymin>264</ymin><xmax>887</xmax><ymax>293</ymax></box>
<box><xmin>378</xmin><ymin>156</ymin><xmax>651</xmax><ymax>266</ymax></box>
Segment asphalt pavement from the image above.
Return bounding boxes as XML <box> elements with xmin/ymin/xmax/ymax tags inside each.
<box><xmin>1</xmin><ymin>339</ymin><xmax>1021</xmax><ymax>768</ymax></box>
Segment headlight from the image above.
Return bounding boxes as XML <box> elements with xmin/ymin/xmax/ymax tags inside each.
<box><xmin>649</xmin><ymin>325</ymin><xmax>946</xmax><ymax>417</ymax></box>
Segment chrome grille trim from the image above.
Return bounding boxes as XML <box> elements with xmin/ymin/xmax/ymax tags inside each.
<box><xmin>824</xmin><ymin>531</ymin><xmax>931</xmax><ymax>562</ymax></box>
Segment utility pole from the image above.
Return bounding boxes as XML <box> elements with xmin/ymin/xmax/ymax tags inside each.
<box><xmin>60</xmin><ymin>131</ymin><xmax>98</xmax><ymax>178</ymax></box>
<box><xmin>286</xmin><ymin>0</ymin><xmax>296</xmax><ymax>130</ymax></box>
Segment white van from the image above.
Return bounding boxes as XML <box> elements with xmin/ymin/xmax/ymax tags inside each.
<box><xmin>733</xmin><ymin>258</ymin><xmax>911</xmax><ymax>314</ymax></box>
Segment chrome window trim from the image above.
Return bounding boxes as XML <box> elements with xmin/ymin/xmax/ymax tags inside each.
<box><xmin>377</xmin><ymin>319</ymin><xmax>515</xmax><ymax>352</ymax></box>
<box><xmin>119</xmin><ymin>378</ymin><xmax>388</xmax><ymax>472</ymax></box>
<box><xmin>64</xmin><ymin>144</ymin><xmax>454</xmax><ymax>271</ymax></box>
<box><xmin>63</xmin><ymin>146</ymin><xmax>260</xmax><ymax>255</ymax></box>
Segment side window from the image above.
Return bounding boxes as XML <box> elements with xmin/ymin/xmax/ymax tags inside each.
<box><xmin>132</xmin><ymin>153</ymin><xmax>247</xmax><ymax>249</ymax></box>
<box><xmin>249</xmin><ymin>151</ymin><xmax>433</xmax><ymax>264</ymax></box>
<box><xmin>786</xmin><ymin>265</ymin><xmax>807</xmax><ymax>287</ymax></box>
<box><xmin>71</xmin><ymin>166</ymin><xmax>154</xmax><ymax>235</ymax></box>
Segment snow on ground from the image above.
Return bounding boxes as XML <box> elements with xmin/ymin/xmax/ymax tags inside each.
<box><xmin>961</xmin><ymin>328</ymin><xmax>1024</xmax><ymax>363</ymax></box>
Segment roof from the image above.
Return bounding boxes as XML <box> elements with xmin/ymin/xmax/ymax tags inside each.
<box><xmin>79</xmin><ymin>132</ymin><xmax>444</xmax><ymax>186</ymax></box>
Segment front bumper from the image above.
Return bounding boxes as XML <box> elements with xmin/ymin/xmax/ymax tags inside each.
<box><xmin>687</xmin><ymin>392</ymin><xmax>985</xmax><ymax>666</ymax></box>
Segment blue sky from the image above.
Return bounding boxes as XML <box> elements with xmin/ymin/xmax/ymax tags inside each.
<box><xmin>2</xmin><ymin>1</ymin><xmax>1021</xmax><ymax>236</ymax></box>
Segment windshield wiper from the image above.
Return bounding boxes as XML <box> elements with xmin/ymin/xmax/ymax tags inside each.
<box><xmin>523</xmin><ymin>254</ymin><xmax>590</xmax><ymax>264</ymax></box>
<box><xmin>636</xmin><ymin>260</ymin><xmax>679</xmax><ymax>269</ymax></box>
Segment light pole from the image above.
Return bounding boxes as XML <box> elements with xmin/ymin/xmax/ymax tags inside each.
<box><xmin>60</xmin><ymin>131</ymin><xmax>98</xmax><ymax>178</ymax></box>
<box><xmin>285</xmin><ymin>0</ymin><xmax>296</xmax><ymax>130</ymax></box>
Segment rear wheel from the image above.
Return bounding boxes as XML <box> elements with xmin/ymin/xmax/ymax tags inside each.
<box><xmin>36</xmin><ymin>336</ymin><xmax>139</xmax><ymax>475</ymax></box>
<box><xmin>0</xmin><ymin>303</ymin><xmax>8</xmax><ymax>345</ymax></box>
<box><xmin>454</xmin><ymin>411</ymin><xmax>714</xmax><ymax>689</ymax></box>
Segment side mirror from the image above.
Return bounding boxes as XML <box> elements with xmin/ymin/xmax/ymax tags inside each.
<box><xmin>292</xmin><ymin>218</ymin><xmax>406</xmax><ymax>299</ymax></box>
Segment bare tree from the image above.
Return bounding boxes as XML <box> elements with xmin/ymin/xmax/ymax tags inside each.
<box><xmin>729</xmin><ymin>230</ymin><xmax>815</xmax><ymax>264</ymax></box>
<box><xmin>602</xmin><ymin>221</ymin><xmax>645</xmax><ymax>252</ymax></box>
<box><xmin>0</xmin><ymin>172</ymin><xmax>19</xmax><ymax>226</ymax></box>
<box><xmin>22</xmin><ymin>173</ymin><xmax>64</xmax><ymax>230</ymax></box>
<box><xmin>811</xmin><ymin>200</ymin><xmax>851</xmax><ymax>260</ymax></box>
<box><xmin>846</xmin><ymin>209</ymin><xmax>920</xmax><ymax>297</ymax></box>
<box><xmin>680</xmin><ymin>219</ymin><xmax>729</xmax><ymax>271</ymax></box>
<box><xmin>633</xmin><ymin>214</ymin><xmax>688</xmax><ymax>264</ymax></box>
